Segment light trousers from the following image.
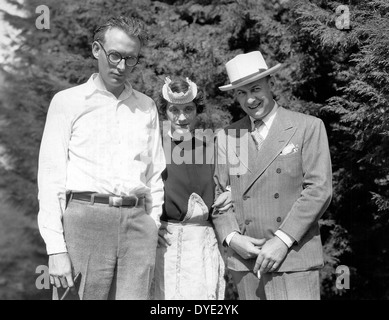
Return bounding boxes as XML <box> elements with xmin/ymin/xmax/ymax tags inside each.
<box><xmin>230</xmin><ymin>269</ymin><xmax>320</xmax><ymax>300</ymax></box>
<box><xmin>53</xmin><ymin>198</ymin><xmax>158</xmax><ymax>300</ymax></box>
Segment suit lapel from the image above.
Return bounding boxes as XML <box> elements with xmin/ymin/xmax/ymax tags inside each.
<box><xmin>245</xmin><ymin>107</ymin><xmax>297</xmax><ymax>191</ymax></box>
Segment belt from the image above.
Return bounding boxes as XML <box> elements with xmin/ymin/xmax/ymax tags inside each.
<box><xmin>71</xmin><ymin>192</ymin><xmax>144</xmax><ymax>208</ymax></box>
<box><xmin>162</xmin><ymin>219</ymin><xmax>212</xmax><ymax>227</ymax></box>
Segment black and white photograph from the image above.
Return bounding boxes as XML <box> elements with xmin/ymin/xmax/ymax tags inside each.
<box><xmin>0</xmin><ymin>0</ymin><xmax>388</xmax><ymax>306</ymax></box>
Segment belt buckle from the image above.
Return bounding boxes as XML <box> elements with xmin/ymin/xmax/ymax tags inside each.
<box><xmin>125</xmin><ymin>195</ymin><xmax>139</xmax><ymax>208</ymax></box>
<box><xmin>109</xmin><ymin>196</ymin><xmax>123</xmax><ymax>207</ymax></box>
<box><xmin>130</xmin><ymin>195</ymin><xmax>139</xmax><ymax>208</ymax></box>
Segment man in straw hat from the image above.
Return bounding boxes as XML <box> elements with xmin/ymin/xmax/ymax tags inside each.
<box><xmin>212</xmin><ymin>51</ymin><xmax>332</xmax><ymax>299</ymax></box>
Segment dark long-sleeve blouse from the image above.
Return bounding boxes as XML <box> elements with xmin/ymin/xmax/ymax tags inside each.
<box><xmin>161</xmin><ymin>137</ymin><xmax>215</xmax><ymax>222</ymax></box>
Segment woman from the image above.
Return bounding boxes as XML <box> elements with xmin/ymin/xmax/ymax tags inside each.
<box><xmin>153</xmin><ymin>77</ymin><xmax>230</xmax><ymax>300</ymax></box>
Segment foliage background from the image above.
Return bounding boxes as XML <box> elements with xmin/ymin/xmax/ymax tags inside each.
<box><xmin>0</xmin><ymin>0</ymin><xmax>388</xmax><ymax>299</ymax></box>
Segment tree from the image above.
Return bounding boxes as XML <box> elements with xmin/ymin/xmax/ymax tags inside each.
<box><xmin>1</xmin><ymin>0</ymin><xmax>387</xmax><ymax>299</ymax></box>
<box><xmin>288</xmin><ymin>0</ymin><xmax>389</xmax><ymax>299</ymax></box>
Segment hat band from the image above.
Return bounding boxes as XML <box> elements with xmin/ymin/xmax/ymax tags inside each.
<box><xmin>231</xmin><ymin>69</ymin><xmax>268</xmax><ymax>86</ymax></box>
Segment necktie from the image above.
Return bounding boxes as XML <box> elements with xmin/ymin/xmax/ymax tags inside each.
<box><xmin>251</xmin><ymin>119</ymin><xmax>264</xmax><ymax>150</ymax></box>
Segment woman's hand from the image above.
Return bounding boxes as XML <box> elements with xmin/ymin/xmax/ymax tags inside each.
<box><xmin>157</xmin><ymin>225</ymin><xmax>173</xmax><ymax>247</ymax></box>
<box><xmin>212</xmin><ymin>190</ymin><xmax>233</xmax><ymax>212</ymax></box>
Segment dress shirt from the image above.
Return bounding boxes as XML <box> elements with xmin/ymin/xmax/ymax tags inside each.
<box><xmin>37</xmin><ymin>74</ymin><xmax>166</xmax><ymax>255</ymax></box>
<box><xmin>225</xmin><ymin>102</ymin><xmax>294</xmax><ymax>248</ymax></box>
<box><xmin>248</xmin><ymin>101</ymin><xmax>278</xmax><ymax>138</ymax></box>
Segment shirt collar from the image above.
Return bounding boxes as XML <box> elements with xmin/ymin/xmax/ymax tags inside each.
<box><xmin>84</xmin><ymin>73</ymin><xmax>133</xmax><ymax>100</ymax></box>
<box><xmin>249</xmin><ymin>101</ymin><xmax>278</xmax><ymax>131</ymax></box>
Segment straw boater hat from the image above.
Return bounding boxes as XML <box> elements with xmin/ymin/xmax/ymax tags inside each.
<box><xmin>162</xmin><ymin>77</ymin><xmax>198</xmax><ymax>104</ymax></box>
<box><xmin>219</xmin><ymin>51</ymin><xmax>282</xmax><ymax>91</ymax></box>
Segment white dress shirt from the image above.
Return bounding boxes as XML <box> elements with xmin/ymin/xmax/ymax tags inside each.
<box><xmin>225</xmin><ymin>102</ymin><xmax>295</xmax><ymax>248</ymax></box>
<box><xmin>37</xmin><ymin>74</ymin><xmax>166</xmax><ymax>255</ymax></box>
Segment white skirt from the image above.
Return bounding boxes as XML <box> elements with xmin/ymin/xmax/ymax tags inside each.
<box><xmin>153</xmin><ymin>219</ymin><xmax>226</xmax><ymax>300</ymax></box>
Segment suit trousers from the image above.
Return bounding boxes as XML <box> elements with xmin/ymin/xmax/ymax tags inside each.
<box><xmin>230</xmin><ymin>269</ymin><xmax>320</xmax><ymax>300</ymax></box>
<box><xmin>53</xmin><ymin>198</ymin><xmax>158</xmax><ymax>300</ymax></box>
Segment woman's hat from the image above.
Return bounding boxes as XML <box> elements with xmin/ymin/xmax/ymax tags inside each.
<box><xmin>162</xmin><ymin>77</ymin><xmax>198</xmax><ymax>104</ymax></box>
<box><xmin>219</xmin><ymin>51</ymin><xmax>282</xmax><ymax>91</ymax></box>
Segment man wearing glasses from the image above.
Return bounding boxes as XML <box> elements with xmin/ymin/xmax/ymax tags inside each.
<box><xmin>37</xmin><ymin>16</ymin><xmax>165</xmax><ymax>299</ymax></box>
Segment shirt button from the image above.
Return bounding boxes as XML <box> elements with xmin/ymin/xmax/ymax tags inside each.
<box><xmin>276</xmin><ymin>217</ymin><xmax>282</xmax><ymax>222</ymax></box>
<box><xmin>274</xmin><ymin>193</ymin><xmax>279</xmax><ymax>199</ymax></box>
<box><xmin>276</xmin><ymin>168</ymin><xmax>281</xmax><ymax>174</ymax></box>
<box><xmin>243</xmin><ymin>195</ymin><xmax>250</xmax><ymax>200</ymax></box>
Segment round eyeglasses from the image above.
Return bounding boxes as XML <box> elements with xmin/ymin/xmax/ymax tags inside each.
<box><xmin>97</xmin><ymin>41</ymin><xmax>139</xmax><ymax>67</ymax></box>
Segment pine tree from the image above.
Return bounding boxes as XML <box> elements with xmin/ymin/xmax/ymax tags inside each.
<box><xmin>289</xmin><ymin>0</ymin><xmax>389</xmax><ymax>299</ymax></box>
<box><xmin>1</xmin><ymin>0</ymin><xmax>388</xmax><ymax>299</ymax></box>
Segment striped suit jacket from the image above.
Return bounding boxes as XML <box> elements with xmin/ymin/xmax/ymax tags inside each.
<box><xmin>212</xmin><ymin>106</ymin><xmax>332</xmax><ymax>272</ymax></box>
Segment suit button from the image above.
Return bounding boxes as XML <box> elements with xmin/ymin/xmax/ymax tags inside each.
<box><xmin>245</xmin><ymin>219</ymin><xmax>252</xmax><ymax>225</ymax></box>
<box><xmin>276</xmin><ymin>168</ymin><xmax>281</xmax><ymax>174</ymax></box>
<box><xmin>274</xmin><ymin>193</ymin><xmax>279</xmax><ymax>199</ymax></box>
<box><xmin>243</xmin><ymin>195</ymin><xmax>250</xmax><ymax>200</ymax></box>
<box><xmin>276</xmin><ymin>217</ymin><xmax>282</xmax><ymax>222</ymax></box>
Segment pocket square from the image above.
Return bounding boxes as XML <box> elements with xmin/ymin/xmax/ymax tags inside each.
<box><xmin>281</xmin><ymin>143</ymin><xmax>298</xmax><ymax>155</ymax></box>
